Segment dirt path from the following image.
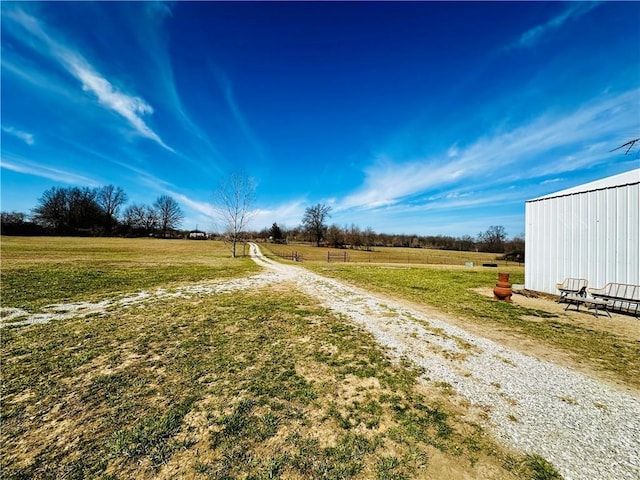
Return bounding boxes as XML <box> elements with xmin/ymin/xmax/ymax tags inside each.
<box><xmin>248</xmin><ymin>243</ymin><xmax>640</xmax><ymax>480</ymax></box>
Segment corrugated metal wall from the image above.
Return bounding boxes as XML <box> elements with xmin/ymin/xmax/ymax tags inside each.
<box><xmin>525</xmin><ymin>182</ymin><xmax>639</xmax><ymax>295</ymax></box>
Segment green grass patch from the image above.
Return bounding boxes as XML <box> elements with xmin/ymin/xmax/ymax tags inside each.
<box><xmin>1</xmin><ymin>287</ymin><xmax>555</xmax><ymax>479</ymax></box>
<box><xmin>0</xmin><ymin>237</ymin><xmax>259</xmax><ymax>310</ymax></box>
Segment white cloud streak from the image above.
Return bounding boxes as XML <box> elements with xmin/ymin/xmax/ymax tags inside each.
<box><xmin>1</xmin><ymin>153</ymin><xmax>99</xmax><ymax>186</ymax></box>
<box><xmin>217</xmin><ymin>71</ymin><xmax>266</xmax><ymax>161</ymax></box>
<box><xmin>4</xmin><ymin>7</ymin><xmax>172</xmax><ymax>152</ymax></box>
<box><xmin>2</xmin><ymin>125</ymin><xmax>35</xmax><ymax>145</ymax></box>
<box><xmin>171</xmin><ymin>192</ymin><xmax>216</xmax><ymax>219</ymax></box>
<box><xmin>518</xmin><ymin>3</ymin><xmax>599</xmax><ymax>48</ymax></box>
<box><xmin>252</xmin><ymin>200</ymin><xmax>307</xmax><ymax>230</ymax></box>
<box><xmin>340</xmin><ymin>89</ymin><xmax>639</xmax><ymax>212</ymax></box>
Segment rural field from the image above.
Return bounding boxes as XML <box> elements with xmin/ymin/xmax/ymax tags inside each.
<box><xmin>262</xmin><ymin>242</ymin><xmax>515</xmax><ymax>266</ymax></box>
<box><xmin>2</xmin><ymin>237</ymin><xmax>639</xmax><ymax>479</ymax></box>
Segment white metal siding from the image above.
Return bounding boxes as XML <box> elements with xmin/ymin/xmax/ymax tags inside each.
<box><xmin>525</xmin><ymin>179</ymin><xmax>639</xmax><ymax>295</ymax></box>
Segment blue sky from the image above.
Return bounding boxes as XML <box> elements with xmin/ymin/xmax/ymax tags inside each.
<box><xmin>1</xmin><ymin>1</ymin><xmax>638</xmax><ymax>238</ymax></box>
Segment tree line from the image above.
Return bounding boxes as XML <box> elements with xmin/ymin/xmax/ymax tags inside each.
<box><xmin>262</xmin><ymin>203</ymin><xmax>523</xmax><ymax>256</ymax></box>
<box><xmin>1</xmin><ymin>185</ymin><xmax>523</xmax><ymax>257</ymax></box>
<box><xmin>2</xmin><ymin>185</ymin><xmax>184</xmax><ymax>237</ymax></box>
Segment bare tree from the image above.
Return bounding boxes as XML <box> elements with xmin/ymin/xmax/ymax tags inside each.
<box><xmin>363</xmin><ymin>227</ymin><xmax>376</xmax><ymax>251</ymax></box>
<box><xmin>214</xmin><ymin>172</ymin><xmax>256</xmax><ymax>258</ymax></box>
<box><xmin>123</xmin><ymin>203</ymin><xmax>158</xmax><ymax>235</ymax></box>
<box><xmin>477</xmin><ymin>225</ymin><xmax>507</xmax><ymax>253</ymax></box>
<box><xmin>32</xmin><ymin>187</ymin><xmax>68</xmax><ymax>232</ymax></box>
<box><xmin>32</xmin><ymin>186</ymin><xmax>102</xmax><ymax>233</ymax></box>
<box><xmin>123</xmin><ymin>204</ymin><xmax>145</xmax><ymax>232</ymax></box>
<box><xmin>302</xmin><ymin>203</ymin><xmax>331</xmax><ymax>247</ymax></box>
<box><xmin>154</xmin><ymin>195</ymin><xmax>184</xmax><ymax>237</ymax></box>
<box><xmin>96</xmin><ymin>185</ymin><xmax>127</xmax><ymax>233</ymax></box>
<box><xmin>326</xmin><ymin>224</ymin><xmax>344</xmax><ymax>248</ymax></box>
<box><xmin>144</xmin><ymin>205</ymin><xmax>160</xmax><ymax>234</ymax></box>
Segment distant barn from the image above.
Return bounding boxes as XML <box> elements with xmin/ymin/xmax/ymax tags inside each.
<box><xmin>525</xmin><ymin>169</ymin><xmax>639</xmax><ymax>295</ymax></box>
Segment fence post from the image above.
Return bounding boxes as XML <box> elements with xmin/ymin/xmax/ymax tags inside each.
<box><xmin>327</xmin><ymin>251</ymin><xmax>330</xmax><ymax>263</ymax></box>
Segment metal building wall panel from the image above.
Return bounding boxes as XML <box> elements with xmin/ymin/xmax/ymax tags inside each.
<box><xmin>525</xmin><ymin>176</ymin><xmax>639</xmax><ymax>295</ymax></box>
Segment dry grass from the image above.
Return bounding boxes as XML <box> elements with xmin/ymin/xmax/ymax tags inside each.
<box><xmin>1</xmin><ymin>236</ymin><xmax>259</xmax><ymax>311</ymax></box>
<box><xmin>262</xmin><ymin>242</ymin><xmax>516</xmax><ymax>266</ymax></box>
<box><xmin>1</xmin><ymin>288</ymin><xmax>547</xmax><ymax>479</ymax></box>
<box><xmin>0</xmin><ymin>237</ymin><xmax>556</xmax><ymax>479</ymax></box>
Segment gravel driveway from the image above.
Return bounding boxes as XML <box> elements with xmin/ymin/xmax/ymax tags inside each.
<box><xmin>248</xmin><ymin>243</ymin><xmax>639</xmax><ymax>480</ymax></box>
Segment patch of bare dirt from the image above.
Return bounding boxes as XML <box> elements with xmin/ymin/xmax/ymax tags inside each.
<box><xmin>474</xmin><ymin>287</ymin><xmax>640</xmax><ymax>342</ymax></box>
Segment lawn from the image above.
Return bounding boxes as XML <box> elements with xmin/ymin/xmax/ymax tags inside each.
<box><xmin>1</xmin><ymin>237</ymin><xmax>559</xmax><ymax>479</ymax></box>
<box><xmin>0</xmin><ymin>237</ymin><xmax>259</xmax><ymax>311</ymax></box>
<box><xmin>262</xmin><ymin>242</ymin><xmax>515</xmax><ymax>266</ymax></box>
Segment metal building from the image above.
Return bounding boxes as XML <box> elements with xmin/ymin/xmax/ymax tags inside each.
<box><xmin>525</xmin><ymin>168</ymin><xmax>640</xmax><ymax>295</ymax></box>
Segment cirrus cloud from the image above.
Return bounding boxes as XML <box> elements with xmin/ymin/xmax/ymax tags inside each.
<box><xmin>2</xmin><ymin>125</ymin><xmax>35</xmax><ymax>145</ymax></box>
<box><xmin>3</xmin><ymin>7</ymin><xmax>172</xmax><ymax>152</ymax></box>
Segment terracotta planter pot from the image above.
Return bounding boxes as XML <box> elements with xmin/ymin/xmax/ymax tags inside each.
<box><xmin>493</xmin><ymin>272</ymin><xmax>512</xmax><ymax>301</ymax></box>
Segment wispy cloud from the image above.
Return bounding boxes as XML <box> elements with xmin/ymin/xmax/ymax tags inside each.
<box><xmin>123</xmin><ymin>8</ymin><xmax>225</xmax><ymax>172</ymax></box>
<box><xmin>541</xmin><ymin>177</ymin><xmax>564</xmax><ymax>185</ymax></box>
<box><xmin>252</xmin><ymin>200</ymin><xmax>307</xmax><ymax>229</ymax></box>
<box><xmin>1</xmin><ymin>153</ymin><xmax>99</xmax><ymax>185</ymax></box>
<box><xmin>217</xmin><ymin>70</ymin><xmax>266</xmax><ymax>161</ymax></box>
<box><xmin>518</xmin><ymin>3</ymin><xmax>599</xmax><ymax>48</ymax></box>
<box><xmin>2</xmin><ymin>125</ymin><xmax>35</xmax><ymax>145</ymax></box>
<box><xmin>341</xmin><ymin>88</ymin><xmax>638</xmax><ymax>212</ymax></box>
<box><xmin>3</xmin><ymin>7</ymin><xmax>172</xmax><ymax>152</ymax></box>
<box><xmin>170</xmin><ymin>192</ymin><xmax>216</xmax><ymax>218</ymax></box>
<box><xmin>125</xmin><ymin>166</ymin><xmax>217</xmax><ymax>218</ymax></box>
<box><xmin>1</xmin><ymin>55</ymin><xmax>78</xmax><ymax>102</ymax></box>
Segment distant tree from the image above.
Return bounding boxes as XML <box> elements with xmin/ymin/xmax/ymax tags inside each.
<box><xmin>504</xmin><ymin>233</ymin><xmax>525</xmax><ymax>262</ymax></box>
<box><xmin>123</xmin><ymin>203</ymin><xmax>158</xmax><ymax>235</ymax></box>
<box><xmin>287</xmin><ymin>226</ymin><xmax>302</xmax><ymax>242</ymax></box>
<box><xmin>302</xmin><ymin>203</ymin><xmax>331</xmax><ymax>247</ymax></box>
<box><xmin>214</xmin><ymin>172</ymin><xmax>256</xmax><ymax>258</ymax></box>
<box><xmin>32</xmin><ymin>186</ymin><xmax>103</xmax><ymax>234</ymax></box>
<box><xmin>345</xmin><ymin>224</ymin><xmax>362</xmax><ymax>248</ymax></box>
<box><xmin>458</xmin><ymin>235</ymin><xmax>476</xmax><ymax>251</ymax></box>
<box><xmin>363</xmin><ymin>227</ymin><xmax>376</xmax><ymax>251</ymax></box>
<box><xmin>123</xmin><ymin>204</ymin><xmax>144</xmax><ymax>232</ymax></box>
<box><xmin>327</xmin><ymin>224</ymin><xmax>345</xmax><ymax>248</ymax></box>
<box><xmin>1</xmin><ymin>211</ymin><xmax>44</xmax><ymax>235</ymax></box>
<box><xmin>66</xmin><ymin>187</ymin><xmax>103</xmax><ymax>231</ymax></box>
<box><xmin>477</xmin><ymin>225</ymin><xmax>507</xmax><ymax>253</ymax></box>
<box><xmin>154</xmin><ymin>195</ymin><xmax>183</xmax><ymax>237</ymax></box>
<box><xmin>269</xmin><ymin>222</ymin><xmax>284</xmax><ymax>243</ymax></box>
<box><xmin>32</xmin><ymin>187</ymin><xmax>68</xmax><ymax>232</ymax></box>
<box><xmin>143</xmin><ymin>205</ymin><xmax>160</xmax><ymax>234</ymax></box>
<box><xmin>96</xmin><ymin>185</ymin><xmax>127</xmax><ymax>233</ymax></box>
<box><xmin>1</xmin><ymin>211</ymin><xmax>27</xmax><ymax>225</ymax></box>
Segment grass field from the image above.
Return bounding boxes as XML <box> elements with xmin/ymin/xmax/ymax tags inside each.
<box><xmin>262</xmin><ymin>242</ymin><xmax>515</xmax><ymax>266</ymax></box>
<box><xmin>1</xmin><ymin>237</ymin><xmax>259</xmax><ymax>311</ymax></box>
<box><xmin>1</xmin><ymin>237</ymin><xmax>562</xmax><ymax>479</ymax></box>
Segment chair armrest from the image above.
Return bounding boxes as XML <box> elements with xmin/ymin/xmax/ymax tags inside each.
<box><xmin>588</xmin><ymin>287</ymin><xmax>607</xmax><ymax>297</ymax></box>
